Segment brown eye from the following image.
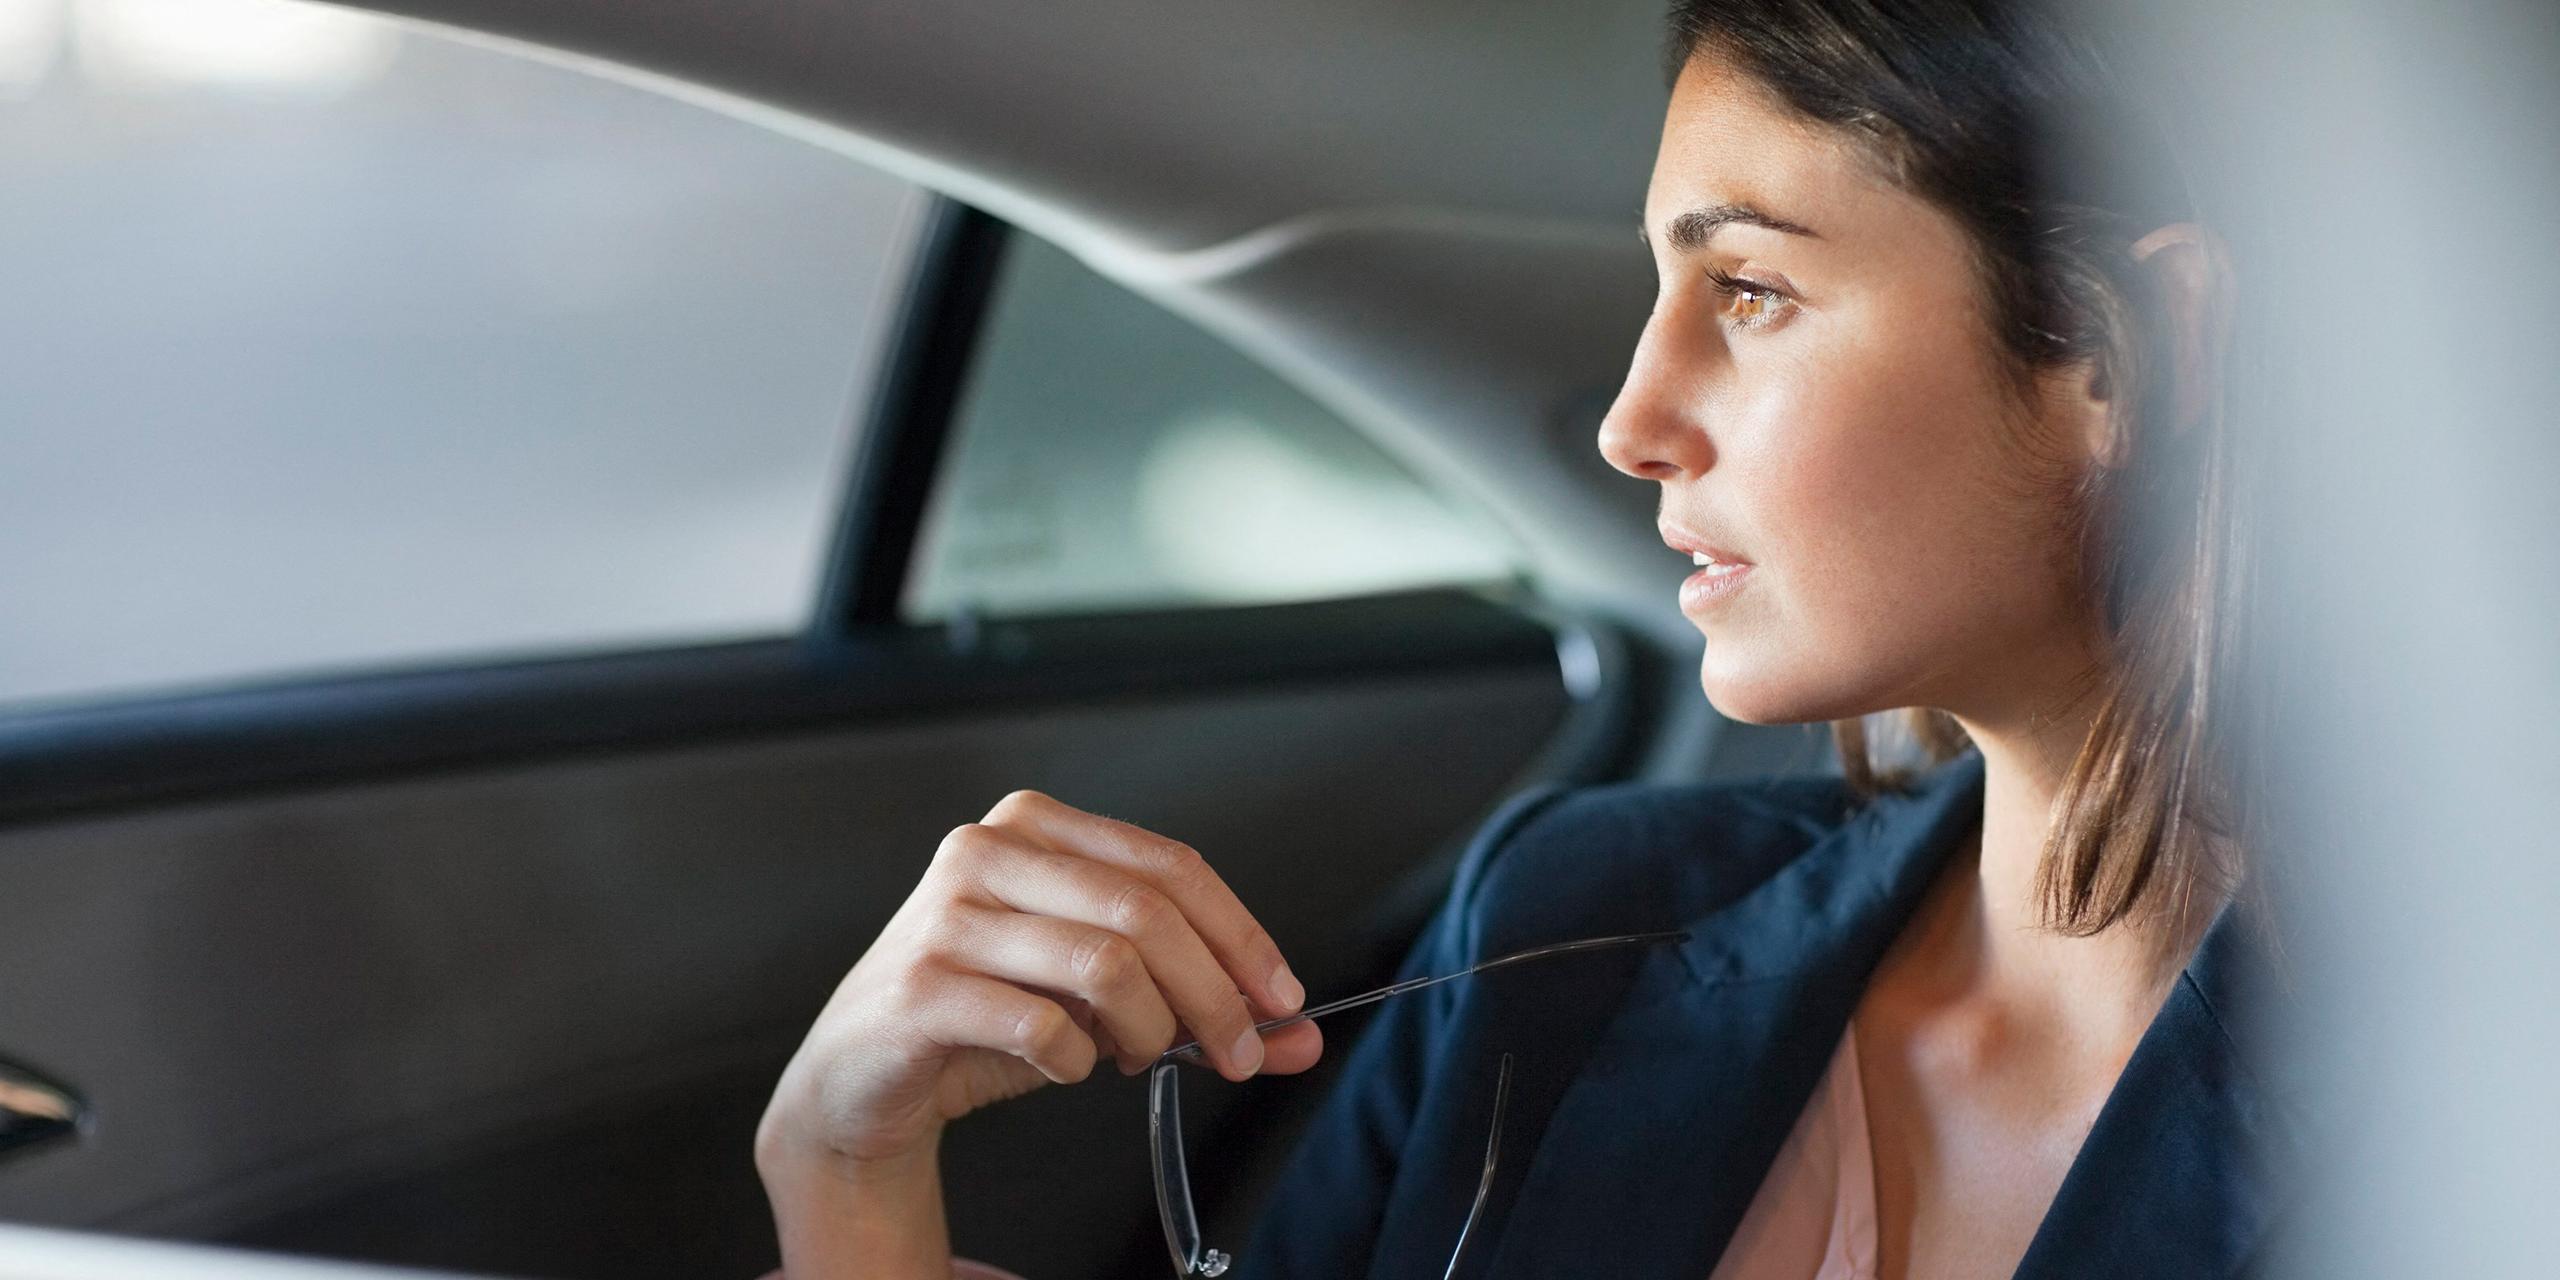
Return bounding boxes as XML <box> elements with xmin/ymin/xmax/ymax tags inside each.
<box><xmin>1703</xmin><ymin>267</ymin><xmax>1791</xmax><ymax>330</ymax></box>
<box><xmin>1726</xmin><ymin>285</ymin><xmax>1781</xmax><ymax>325</ymax></box>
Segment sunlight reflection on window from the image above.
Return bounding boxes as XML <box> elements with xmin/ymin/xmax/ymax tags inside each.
<box><xmin>0</xmin><ymin>1</ymin><xmax>62</xmax><ymax>99</ymax></box>
<box><xmin>1134</xmin><ymin>412</ymin><xmax>1513</xmax><ymax>604</ymax></box>
<box><xmin>71</xmin><ymin>0</ymin><xmax>395</xmax><ymax>94</ymax></box>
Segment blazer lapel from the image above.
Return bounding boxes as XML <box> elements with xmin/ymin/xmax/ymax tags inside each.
<box><xmin>1479</xmin><ymin>755</ymin><xmax>1987</xmax><ymax>1278</ymax></box>
<box><xmin>2013</xmin><ymin>899</ymin><xmax>2304</xmax><ymax>1279</ymax></box>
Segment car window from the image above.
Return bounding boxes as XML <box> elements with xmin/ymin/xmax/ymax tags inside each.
<box><xmin>902</xmin><ymin>234</ymin><xmax>1520</xmax><ymax>621</ymax></box>
<box><xmin>0</xmin><ymin>0</ymin><xmax>927</xmax><ymax>710</ymax></box>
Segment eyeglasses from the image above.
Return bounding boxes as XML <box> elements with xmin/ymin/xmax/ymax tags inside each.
<box><xmin>1147</xmin><ymin>930</ymin><xmax>1689</xmax><ymax>1278</ymax></box>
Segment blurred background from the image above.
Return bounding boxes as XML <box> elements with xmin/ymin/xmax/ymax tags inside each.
<box><xmin>0</xmin><ymin>0</ymin><xmax>1513</xmax><ymax>712</ymax></box>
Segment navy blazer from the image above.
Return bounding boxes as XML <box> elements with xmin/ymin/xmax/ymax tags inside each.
<box><xmin>1242</xmin><ymin>751</ymin><xmax>2302</xmax><ymax>1278</ymax></box>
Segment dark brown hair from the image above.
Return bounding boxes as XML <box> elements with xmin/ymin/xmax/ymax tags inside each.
<box><xmin>1665</xmin><ymin>0</ymin><xmax>2244</xmax><ymax>934</ymax></box>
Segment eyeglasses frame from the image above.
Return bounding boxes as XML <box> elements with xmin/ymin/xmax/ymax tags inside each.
<box><xmin>1146</xmin><ymin>929</ymin><xmax>1690</xmax><ymax>1278</ymax></box>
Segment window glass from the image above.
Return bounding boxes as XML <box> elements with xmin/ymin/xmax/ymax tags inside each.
<box><xmin>0</xmin><ymin>0</ymin><xmax>927</xmax><ymax>709</ymax></box>
<box><xmin>904</xmin><ymin>235</ymin><xmax>1519</xmax><ymax>620</ymax></box>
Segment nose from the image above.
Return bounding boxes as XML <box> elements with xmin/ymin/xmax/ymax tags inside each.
<box><xmin>1596</xmin><ymin>316</ymin><xmax>1715</xmax><ymax>483</ymax></box>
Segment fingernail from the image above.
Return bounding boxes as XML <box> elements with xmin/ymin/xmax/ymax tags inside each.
<box><xmin>1231</xmin><ymin>1028</ymin><xmax>1264</xmax><ymax>1076</ymax></box>
<box><xmin>1270</xmin><ymin>963</ymin><xmax>1305</xmax><ymax>1013</ymax></box>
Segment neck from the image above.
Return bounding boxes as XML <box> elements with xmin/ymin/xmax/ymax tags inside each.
<box><xmin>1933</xmin><ymin>669</ymin><xmax>2220</xmax><ymax>1044</ymax></box>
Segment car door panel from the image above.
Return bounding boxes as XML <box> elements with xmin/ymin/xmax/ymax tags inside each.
<box><xmin>0</xmin><ymin>613</ymin><xmax>1608</xmax><ymax>1278</ymax></box>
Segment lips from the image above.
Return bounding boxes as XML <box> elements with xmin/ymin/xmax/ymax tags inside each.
<box><xmin>1657</xmin><ymin>521</ymin><xmax>1750</xmax><ymax>568</ymax></box>
<box><xmin>1661</xmin><ymin>519</ymin><xmax>1754</xmax><ymax>615</ymax></box>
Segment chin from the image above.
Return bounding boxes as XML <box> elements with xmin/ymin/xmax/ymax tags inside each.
<box><xmin>1695</xmin><ymin>667</ymin><xmax>1810</xmax><ymax>727</ymax></box>
<box><xmin>1695</xmin><ymin>647</ymin><xmax>1876</xmax><ymax>728</ymax></box>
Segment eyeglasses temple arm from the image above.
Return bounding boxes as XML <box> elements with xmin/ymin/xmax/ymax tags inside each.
<box><xmin>1159</xmin><ymin>930</ymin><xmax>1687</xmax><ymax>1066</ymax></box>
<box><xmin>1441</xmin><ymin>1051</ymin><xmax>1514</xmax><ymax>1280</ymax></box>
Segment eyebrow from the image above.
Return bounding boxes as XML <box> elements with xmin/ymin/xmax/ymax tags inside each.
<box><xmin>1643</xmin><ymin>202</ymin><xmax>1821</xmax><ymax>253</ymax></box>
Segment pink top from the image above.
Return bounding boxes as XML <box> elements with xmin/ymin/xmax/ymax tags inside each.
<box><xmin>807</xmin><ymin>1029</ymin><xmax>1874</xmax><ymax>1280</ymax></box>
<box><xmin>1707</xmin><ymin>1023</ymin><xmax>1879</xmax><ymax>1279</ymax></box>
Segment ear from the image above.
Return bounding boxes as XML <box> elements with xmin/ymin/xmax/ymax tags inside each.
<box><xmin>2059</xmin><ymin>352</ymin><xmax>2121</xmax><ymax>472</ymax></box>
<box><xmin>2127</xmin><ymin>221</ymin><xmax>2237</xmax><ymax>439</ymax></box>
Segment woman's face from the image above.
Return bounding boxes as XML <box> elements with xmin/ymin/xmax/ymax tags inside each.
<box><xmin>1598</xmin><ymin>53</ymin><xmax>2105</xmax><ymax>728</ymax></box>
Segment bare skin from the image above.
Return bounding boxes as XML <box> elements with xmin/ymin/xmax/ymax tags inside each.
<box><xmin>1851</xmin><ymin>719</ymin><xmax>2215</xmax><ymax>1278</ymax></box>
<box><xmin>755</xmin><ymin>790</ymin><xmax>1319</xmax><ymax>1280</ymax></box>
<box><xmin>1600</xmin><ymin>55</ymin><xmax>2230</xmax><ymax>1279</ymax></box>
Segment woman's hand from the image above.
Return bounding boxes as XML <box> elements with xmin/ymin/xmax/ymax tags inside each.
<box><xmin>758</xmin><ymin>788</ymin><xmax>1322</xmax><ymax>1183</ymax></box>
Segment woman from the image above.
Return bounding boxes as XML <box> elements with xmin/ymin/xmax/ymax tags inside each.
<box><xmin>755</xmin><ymin>1</ymin><xmax>2274</xmax><ymax>1276</ymax></box>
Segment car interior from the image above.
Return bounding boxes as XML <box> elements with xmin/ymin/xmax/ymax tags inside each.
<box><xmin>0</xmin><ymin>1</ymin><xmax>1839</xmax><ymax>1275</ymax></box>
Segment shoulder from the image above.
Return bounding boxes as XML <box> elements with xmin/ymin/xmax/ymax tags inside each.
<box><xmin>1441</xmin><ymin>772</ymin><xmax>1859</xmax><ymax>959</ymax></box>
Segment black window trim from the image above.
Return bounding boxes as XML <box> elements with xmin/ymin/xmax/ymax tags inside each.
<box><xmin>0</xmin><ymin>587</ymin><xmax>1601</xmax><ymax>828</ymax></box>
<box><xmin>815</xmin><ymin>199</ymin><xmax>1010</xmax><ymax>634</ymax></box>
<box><xmin>0</xmin><ymin>197</ymin><xmax>1616</xmax><ymax>830</ymax></box>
